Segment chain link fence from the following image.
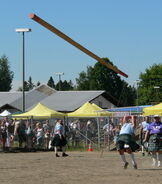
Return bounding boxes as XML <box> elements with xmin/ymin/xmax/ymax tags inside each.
<box><xmin>0</xmin><ymin>115</ymin><xmax>145</xmax><ymax>152</ymax></box>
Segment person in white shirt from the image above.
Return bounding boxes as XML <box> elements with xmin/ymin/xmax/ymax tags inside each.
<box><xmin>116</xmin><ymin>116</ymin><xmax>139</xmax><ymax>169</ymax></box>
<box><xmin>35</xmin><ymin>122</ymin><xmax>44</xmax><ymax>148</ymax></box>
<box><xmin>43</xmin><ymin>120</ymin><xmax>52</xmax><ymax>150</ymax></box>
<box><xmin>139</xmin><ymin>116</ymin><xmax>150</xmax><ymax>156</ymax></box>
<box><xmin>51</xmin><ymin>120</ymin><xmax>68</xmax><ymax>157</ymax></box>
<box><xmin>69</xmin><ymin>120</ymin><xmax>80</xmax><ymax>147</ymax></box>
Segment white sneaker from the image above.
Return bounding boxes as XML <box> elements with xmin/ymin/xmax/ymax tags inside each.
<box><xmin>152</xmin><ymin>159</ymin><xmax>156</xmax><ymax>167</ymax></box>
<box><xmin>157</xmin><ymin>161</ymin><xmax>161</xmax><ymax>167</ymax></box>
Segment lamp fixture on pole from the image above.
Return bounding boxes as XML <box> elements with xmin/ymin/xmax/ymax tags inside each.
<box><xmin>55</xmin><ymin>72</ymin><xmax>64</xmax><ymax>91</ymax></box>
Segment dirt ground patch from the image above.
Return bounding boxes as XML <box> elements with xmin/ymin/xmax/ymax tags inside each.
<box><xmin>0</xmin><ymin>151</ymin><xmax>162</xmax><ymax>184</ymax></box>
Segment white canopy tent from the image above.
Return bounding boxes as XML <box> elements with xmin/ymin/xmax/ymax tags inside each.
<box><xmin>0</xmin><ymin>110</ymin><xmax>11</xmax><ymax>117</ymax></box>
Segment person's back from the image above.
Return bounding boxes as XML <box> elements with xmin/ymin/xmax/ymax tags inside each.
<box><xmin>142</xmin><ymin>121</ymin><xmax>149</xmax><ymax>132</ymax></box>
<box><xmin>54</xmin><ymin>122</ymin><xmax>64</xmax><ymax>135</ymax></box>
<box><xmin>120</xmin><ymin>122</ymin><xmax>134</xmax><ymax>135</ymax></box>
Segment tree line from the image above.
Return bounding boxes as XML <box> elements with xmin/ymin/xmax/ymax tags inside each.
<box><xmin>0</xmin><ymin>55</ymin><xmax>162</xmax><ymax>106</ymax></box>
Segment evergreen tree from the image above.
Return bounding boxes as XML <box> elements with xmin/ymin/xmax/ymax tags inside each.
<box><xmin>28</xmin><ymin>76</ymin><xmax>35</xmax><ymax>90</ymax></box>
<box><xmin>36</xmin><ymin>81</ymin><xmax>41</xmax><ymax>86</ymax></box>
<box><xmin>0</xmin><ymin>55</ymin><xmax>14</xmax><ymax>91</ymax></box>
<box><xmin>47</xmin><ymin>76</ymin><xmax>55</xmax><ymax>88</ymax></box>
<box><xmin>61</xmin><ymin>80</ymin><xmax>74</xmax><ymax>90</ymax></box>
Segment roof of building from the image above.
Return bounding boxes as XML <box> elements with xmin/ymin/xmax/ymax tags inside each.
<box><xmin>36</xmin><ymin>90</ymin><xmax>105</xmax><ymax>112</ymax></box>
<box><xmin>0</xmin><ymin>84</ymin><xmax>56</xmax><ymax>111</ymax></box>
<box><xmin>0</xmin><ymin>92</ymin><xmax>22</xmax><ymax>107</ymax></box>
<box><xmin>0</xmin><ymin>84</ymin><xmax>116</xmax><ymax>112</ymax></box>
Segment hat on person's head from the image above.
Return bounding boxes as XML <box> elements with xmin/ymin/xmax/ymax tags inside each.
<box><xmin>154</xmin><ymin>114</ymin><xmax>160</xmax><ymax>118</ymax></box>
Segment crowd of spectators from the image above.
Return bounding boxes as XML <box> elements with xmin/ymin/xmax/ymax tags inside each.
<box><xmin>0</xmin><ymin>118</ymin><xmax>54</xmax><ymax>152</ymax></box>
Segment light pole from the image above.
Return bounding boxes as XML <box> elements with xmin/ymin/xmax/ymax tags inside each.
<box><xmin>55</xmin><ymin>72</ymin><xmax>64</xmax><ymax>90</ymax></box>
<box><xmin>15</xmin><ymin>28</ymin><xmax>31</xmax><ymax>112</ymax></box>
<box><xmin>135</xmin><ymin>79</ymin><xmax>140</xmax><ymax>106</ymax></box>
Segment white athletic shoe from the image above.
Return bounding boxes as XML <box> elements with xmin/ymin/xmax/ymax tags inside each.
<box><xmin>157</xmin><ymin>161</ymin><xmax>161</xmax><ymax>167</ymax></box>
<box><xmin>152</xmin><ymin>159</ymin><xmax>156</xmax><ymax>167</ymax></box>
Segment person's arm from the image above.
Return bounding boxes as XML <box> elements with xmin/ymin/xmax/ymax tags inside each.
<box><xmin>112</xmin><ymin>127</ymin><xmax>116</xmax><ymax>133</ymax></box>
<box><xmin>131</xmin><ymin>116</ymin><xmax>136</xmax><ymax>129</ymax></box>
<box><xmin>143</xmin><ymin>131</ymin><xmax>149</xmax><ymax>142</ymax></box>
<box><xmin>103</xmin><ymin>124</ymin><xmax>106</xmax><ymax>130</ymax></box>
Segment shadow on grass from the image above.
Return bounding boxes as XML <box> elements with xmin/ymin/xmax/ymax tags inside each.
<box><xmin>138</xmin><ymin>168</ymin><xmax>162</xmax><ymax>170</ymax></box>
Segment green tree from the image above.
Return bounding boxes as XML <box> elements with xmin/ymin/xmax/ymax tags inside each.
<box><xmin>55</xmin><ymin>80</ymin><xmax>74</xmax><ymax>91</ymax></box>
<box><xmin>28</xmin><ymin>76</ymin><xmax>35</xmax><ymax>90</ymax></box>
<box><xmin>47</xmin><ymin>76</ymin><xmax>55</xmax><ymax>88</ymax></box>
<box><xmin>36</xmin><ymin>81</ymin><xmax>41</xmax><ymax>86</ymax></box>
<box><xmin>61</xmin><ymin>80</ymin><xmax>74</xmax><ymax>90</ymax></box>
<box><xmin>138</xmin><ymin>63</ymin><xmax>162</xmax><ymax>105</ymax></box>
<box><xmin>0</xmin><ymin>55</ymin><xmax>14</xmax><ymax>91</ymax></box>
<box><xmin>17</xmin><ymin>76</ymin><xmax>35</xmax><ymax>91</ymax></box>
<box><xmin>76</xmin><ymin>58</ymin><xmax>136</xmax><ymax>106</ymax></box>
<box><xmin>17</xmin><ymin>81</ymin><xmax>29</xmax><ymax>91</ymax></box>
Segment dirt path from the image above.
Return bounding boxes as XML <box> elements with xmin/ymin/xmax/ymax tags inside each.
<box><xmin>0</xmin><ymin>151</ymin><xmax>161</xmax><ymax>184</ymax></box>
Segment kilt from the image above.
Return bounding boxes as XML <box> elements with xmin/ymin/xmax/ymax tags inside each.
<box><xmin>51</xmin><ymin>134</ymin><xmax>67</xmax><ymax>147</ymax></box>
<box><xmin>148</xmin><ymin>134</ymin><xmax>162</xmax><ymax>152</ymax></box>
<box><xmin>18</xmin><ymin>133</ymin><xmax>26</xmax><ymax>143</ymax></box>
<box><xmin>116</xmin><ymin>134</ymin><xmax>140</xmax><ymax>152</ymax></box>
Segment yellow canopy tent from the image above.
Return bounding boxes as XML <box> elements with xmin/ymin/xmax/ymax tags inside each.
<box><xmin>67</xmin><ymin>102</ymin><xmax>112</xmax><ymax>117</ymax></box>
<box><xmin>143</xmin><ymin>102</ymin><xmax>162</xmax><ymax>116</ymax></box>
<box><xmin>12</xmin><ymin>103</ymin><xmax>65</xmax><ymax>119</ymax></box>
<box><xmin>91</xmin><ymin>103</ymin><xmax>112</xmax><ymax>116</ymax></box>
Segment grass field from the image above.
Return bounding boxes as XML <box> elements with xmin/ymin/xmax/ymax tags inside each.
<box><xmin>0</xmin><ymin>151</ymin><xmax>162</xmax><ymax>184</ymax></box>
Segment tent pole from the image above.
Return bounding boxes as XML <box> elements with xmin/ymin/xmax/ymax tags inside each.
<box><xmin>108</xmin><ymin>117</ymin><xmax>110</xmax><ymax>151</ymax></box>
<box><xmin>97</xmin><ymin>117</ymin><xmax>100</xmax><ymax>149</ymax></box>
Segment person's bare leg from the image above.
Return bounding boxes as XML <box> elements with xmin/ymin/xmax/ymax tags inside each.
<box><xmin>62</xmin><ymin>146</ymin><xmax>68</xmax><ymax>157</ymax></box>
<box><xmin>54</xmin><ymin>146</ymin><xmax>59</xmax><ymax>157</ymax></box>
<box><xmin>118</xmin><ymin>150</ymin><xmax>128</xmax><ymax>169</ymax></box>
<box><xmin>156</xmin><ymin>152</ymin><xmax>161</xmax><ymax>167</ymax></box>
<box><xmin>127</xmin><ymin>149</ymin><xmax>137</xmax><ymax>169</ymax></box>
<box><xmin>152</xmin><ymin>152</ymin><xmax>156</xmax><ymax>167</ymax></box>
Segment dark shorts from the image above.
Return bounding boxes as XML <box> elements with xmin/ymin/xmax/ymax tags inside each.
<box><xmin>51</xmin><ymin>134</ymin><xmax>67</xmax><ymax>147</ymax></box>
<box><xmin>148</xmin><ymin>134</ymin><xmax>162</xmax><ymax>152</ymax></box>
<box><xmin>139</xmin><ymin>132</ymin><xmax>147</xmax><ymax>146</ymax></box>
<box><xmin>116</xmin><ymin>134</ymin><xmax>139</xmax><ymax>151</ymax></box>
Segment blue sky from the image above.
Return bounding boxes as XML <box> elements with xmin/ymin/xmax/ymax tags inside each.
<box><xmin>1</xmin><ymin>0</ymin><xmax>162</xmax><ymax>91</ymax></box>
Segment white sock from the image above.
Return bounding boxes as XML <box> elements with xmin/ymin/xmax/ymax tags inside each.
<box><xmin>152</xmin><ymin>153</ymin><xmax>156</xmax><ymax>166</ymax></box>
<box><xmin>120</xmin><ymin>154</ymin><xmax>127</xmax><ymax>163</ymax></box>
<box><xmin>54</xmin><ymin>146</ymin><xmax>58</xmax><ymax>154</ymax></box>
<box><xmin>129</xmin><ymin>153</ymin><xmax>136</xmax><ymax>165</ymax></box>
<box><xmin>156</xmin><ymin>152</ymin><xmax>160</xmax><ymax>162</ymax></box>
<box><xmin>156</xmin><ymin>152</ymin><xmax>161</xmax><ymax>166</ymax></box>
